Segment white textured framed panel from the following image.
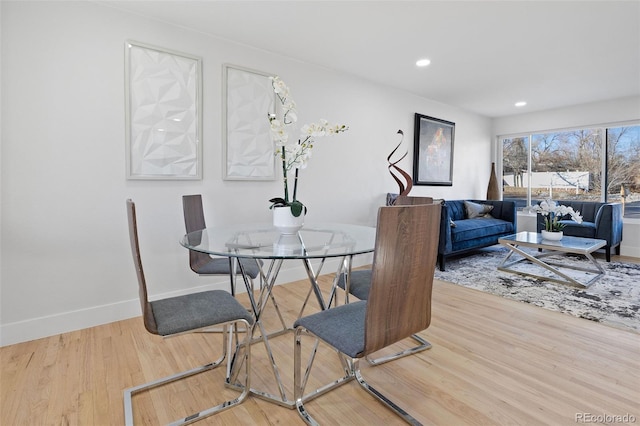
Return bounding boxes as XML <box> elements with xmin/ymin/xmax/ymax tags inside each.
<box><xmin>125</xmin><ymin>41</ymin><xmax>202</xmax><ymax>180</ymax></box>
<box><xmin>223</xmin><ymin>64</ymin><xmax>276</xmax><ymax>180</ymax></box>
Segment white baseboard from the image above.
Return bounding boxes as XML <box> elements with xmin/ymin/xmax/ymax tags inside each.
<box><xmin>0</xmin><ymin>299</ymin><xmax>142</xmax><ymax>347</ymax></box>
<box><xmin>620</xmin><ymin>219</ymin><xmax>640</xmax><ymax>258</ymax></box>
<box><xmin>0</xmin><ymin>255</ymin><xmax>373</xmax><ymax>347</ymax></box>
<box><xmin>620</xmin><ymin>241</ymin><xmax>640</xmax><ymax>258</ymax></box>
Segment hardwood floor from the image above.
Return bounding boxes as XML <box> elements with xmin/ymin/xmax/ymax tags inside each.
<box><xmin>2</xmin><ymin>270</ymin><xmax>639</xmax><ymax>425</ymax></box>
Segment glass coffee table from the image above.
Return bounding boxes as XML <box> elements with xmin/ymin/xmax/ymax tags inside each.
<box><xmin>497</xmin><ymin>232</ymin><xmax>606</xmax><ymax>288</ymax></box>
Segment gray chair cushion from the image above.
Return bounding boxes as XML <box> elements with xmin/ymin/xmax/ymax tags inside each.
<box><xmin>151</xmin><ymin>290</ymin><xmax>253</xmax><ymax>336</ymax></box>
<box><xmin>336</xmin><ymin>269</ymin><xmax>372</xmax><ymax>300</ymax></box>
<box><xmin>294</xmin><ymin>301</ymin><xmax>366</xmax><ymax>358</ymax></box>
<box><xmin>193</xmin><ymin>257</ymin><xmax>262</xmax><ymax>279</ymax></box>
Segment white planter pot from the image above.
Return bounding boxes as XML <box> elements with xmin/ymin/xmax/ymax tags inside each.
<box><xmin>273</xmin><ymin>207</ymin><xmax>304</xmax><ymax>234</ymax></box>
<box><xmin>541</xmin><ymin>230</ymin><xmax>563</xmax><ymax>241</ymax></box>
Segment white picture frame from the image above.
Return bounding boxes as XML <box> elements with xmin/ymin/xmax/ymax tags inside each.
<box><xmin>125</xmin><ymin>41</ymin><xmax>202</xmax><ymax>180</ymax></box>
<box><xmin>222</xmin><ymin>64</ymin><xmax>276</xmax><ymax>180</ymax></box>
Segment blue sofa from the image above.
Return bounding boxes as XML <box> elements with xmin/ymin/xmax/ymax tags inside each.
<box><xmin>535</xmin><ymin>200</ymin><xmax>623</xmax><ymax>262</ymax></box>
<box><xmin>438</xmin><ymin>200</ymin><xmax>517</xmax><ymax>271</ymax></box>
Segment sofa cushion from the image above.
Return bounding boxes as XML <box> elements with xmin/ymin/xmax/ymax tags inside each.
<box><xmin>451</xmin><ymin>218</ymin><xmax>515</xmax><ymax>243</ymax></box>
<box><xmin>560</xmin><ymin>220</ymin><xmax>596</xmax><ymax>238</ymax></box>
<box><xmin>464</xmin><ymin>200</ymin><xmax>494</xmax><ymax>218</ymax></box>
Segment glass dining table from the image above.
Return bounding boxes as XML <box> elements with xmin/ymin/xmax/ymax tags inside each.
<box><xmin>180</xmin><ymin>222</ymin><xmax>376</xmax><ymax>407</ymax></box>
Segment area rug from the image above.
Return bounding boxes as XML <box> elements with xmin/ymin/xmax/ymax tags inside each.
<box><xmin>434</xmin><ymin>246</ymin><xmax>640</xmax><ymax>333</ymax></box>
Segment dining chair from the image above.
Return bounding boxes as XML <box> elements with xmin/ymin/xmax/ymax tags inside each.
<box><xmin>294</xmin><ymin>203</ymin><xmax>441</xmax><ymax>425</ymax></box>
<box><xmin>182</xmin><ymin>194</ymin><xmax>262</xmax><ymax>296</ymax></box>
<box><xmin>124</xmin><ymin>199</ymin><xmax>253</xmax><ymax>426</ymax></box>
<box><xmin>337</xmin><ymin>195</ymin><xmax>436</xmax><ymax>365</ymax></box>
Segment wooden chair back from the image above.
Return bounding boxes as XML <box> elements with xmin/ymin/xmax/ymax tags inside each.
<box><xmin>393</xmin><ymin>195</ymin><xmax>434</xmax><ymax>205</ymax></box>
<box><xmin>364</xmin><ymin>203</ymin><xmax>441</xmax><ymax>355</ymax></box>
<box><xmin>126</xmin><ymin>199</ymin><xmax>158</xmax><ymax>334</ymax></box>
<box><xmin>183</xmin><ymin>194</ymin><xmax>207</xmax><ymax>233</ymax></box>
<box><xmin>182</xmin><ymin>194</ymin><xmax>214</xmax><ymax>272</ymax></box>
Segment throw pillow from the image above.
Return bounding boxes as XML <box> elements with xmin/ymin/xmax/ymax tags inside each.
<box><xmin>464</xmin><ymin>200</ymin><xmax>494</xmax><ymax>219</ymax></box>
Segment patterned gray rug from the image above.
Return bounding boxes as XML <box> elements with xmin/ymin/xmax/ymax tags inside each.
<box><xmin>434</xmin><ymin>246</ymin><xmax>640</xmax><ymax>333</ymax></box>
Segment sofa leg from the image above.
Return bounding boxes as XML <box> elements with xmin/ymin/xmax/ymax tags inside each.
<box><xmin>438</xmin><ymin>254</ymin><xmax>445</xmax><ymax>272</ymax></box>
<box><xmin>615</xmin><ymin>245</ymin><xmax>621</xmax><ymax>255</ymax></box>
<box><xmin>605</xmin><ymin>246</ymin><xmax>611</xmax><ymax>262</ymax></box>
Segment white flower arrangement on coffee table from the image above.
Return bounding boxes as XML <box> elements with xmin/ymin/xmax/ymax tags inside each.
<box><xmin>532</xmin><ymin>199</ymin><xmax>583</xmax><ymax>232</ymax></box>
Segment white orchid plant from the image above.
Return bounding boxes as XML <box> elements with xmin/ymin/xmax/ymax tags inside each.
<box><xmin>532</xmin><ymin>199</ymin><xmax>583</xmax><ymax>232</ymax></box>
<box><xmin>267</xmin><ymin>76</ymin><xmax>348</xmax><ymax>217</ymax></box>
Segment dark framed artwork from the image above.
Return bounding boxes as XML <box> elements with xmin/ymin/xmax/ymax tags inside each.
<box><xmin>413</xmin><ymin>113</ymin><xmax>455</xmax><ymax>186</ymax></box>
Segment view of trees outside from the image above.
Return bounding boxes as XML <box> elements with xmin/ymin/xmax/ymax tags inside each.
<box><xmin>502</xmin><ymin>125</ymin><xmax>640</xmax><ymax>218</ymax></box>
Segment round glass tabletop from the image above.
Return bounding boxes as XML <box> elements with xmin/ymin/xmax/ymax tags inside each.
<box><xmin>181</xmin><ymin>222</ymin><xmax>376</xmax><ymax>260</ymax></box>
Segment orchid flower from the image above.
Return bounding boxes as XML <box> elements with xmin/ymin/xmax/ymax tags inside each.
<box><xmin>532</xmin><ymin>199</ymin><xmax>583</xmax><ymax>232</ymax></box>
<box><xmin>267</xmin><ymin>76</ymin><xmax>348</xmax><ymax>216</ymax></box>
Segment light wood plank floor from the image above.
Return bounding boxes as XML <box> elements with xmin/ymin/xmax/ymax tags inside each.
<box><xmin>2</xmin><ymin>269</ymin><xmax>639</xmax><ymax>425</ymax></box>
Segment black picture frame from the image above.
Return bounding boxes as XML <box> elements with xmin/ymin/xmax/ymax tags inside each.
<box><xmin>413</xmin><ymin>113</ymin><xmax>455</xmax><ymax>186</ymax></box>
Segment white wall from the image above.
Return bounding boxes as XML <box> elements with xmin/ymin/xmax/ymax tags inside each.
<box><xmin>0</xmin><ymin>2</ymin><xmax>492</xmax><ymax>346</ymax></box>
<box><xmin>493</xmin><ymin>97</ymin><xmax>640</xmax><ymax>258</ymax></box>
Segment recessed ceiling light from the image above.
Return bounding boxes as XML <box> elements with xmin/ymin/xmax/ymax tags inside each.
<box><xmin>416</xmin><ymin>58</ymin><xmax>431</xmax><ymax>67</ymax></box>
<box><xmin>515</xmin><ymin>101</ymin><xmax>527</xmax><ymax>107</ymax></box>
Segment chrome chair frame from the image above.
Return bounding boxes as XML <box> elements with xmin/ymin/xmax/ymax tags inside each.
<box><xmin>124</xmin><ymin>322</ymin><xmax>252</xmax><ymax>426</ymax></box>
<box><xmin>294</xmin><ymin>328</ymin><xmax>422</xmax><ymax>426</ymax></box>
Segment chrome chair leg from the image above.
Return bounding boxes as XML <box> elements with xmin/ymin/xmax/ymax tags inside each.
<box><xmin>354</xmin><ymin>368</ymin><xmax>422</xmax><ymax>425</ymax></box>
<box><xmin>124</xmin><ymin>321</ymin><xmax>251</xmax><ymax>426</ymax></box>
<box><xmin>294</xmin><ymin>327</ymin><xmax>421</xmax><ymax>425</ymax></box>
<box><xmin>366</xmin><ymin>334</ymin><xmax>432</xmax><ymax>365</ymax></box>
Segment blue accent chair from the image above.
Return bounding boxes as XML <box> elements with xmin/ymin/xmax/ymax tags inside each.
<box><xmin>535</xmin><ymin>200</ymin><xmax>623</xmax><ymax>262</ymax></box>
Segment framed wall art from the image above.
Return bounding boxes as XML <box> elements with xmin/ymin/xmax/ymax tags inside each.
<box><xmin>222</xmin><ymin>64</ymin><xmax>276</xmax><ymax>180</ymax></box>
<box><xmin>413</xmin><ymin>113</ymin><xmax>455</xmax><ymax>186</ymax></box>
<box><xmin>125</xmin><ymin>41</ymin><xmax>202</xmax><ymax>180</ymax></box>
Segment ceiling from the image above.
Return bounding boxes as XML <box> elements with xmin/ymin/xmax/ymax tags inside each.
<box><xmin>100</xmin><ymin>0</ymin><xmax>640</xmax><ymax>118</ymax></box>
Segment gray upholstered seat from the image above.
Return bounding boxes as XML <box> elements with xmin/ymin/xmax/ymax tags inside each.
<box><xmin>295</xmin><ymin>301</ymin><xmax>366</xmax><ymax>358</ymax></box>
<box><xmin>336</xmin><ymin>269</ymin><xmax>372</xmax><ymax>301</ymax></box>
<box><xmin>151</xmin><ymin>290</ymin><xmax>253</xmax><ymax>336</ymax></box>
<box><xmin>190</xmin><ymin>256</ymin><xmax>261</xmax><ymax>277</ymax></box>
<box><xmin>124</xmin><ymin>199</ymin><xmax>253</xmax><ymax>426</ymax></box>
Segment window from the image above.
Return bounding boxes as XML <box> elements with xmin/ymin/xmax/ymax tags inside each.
<box><xmin>501</xmin><ymin>124</ymin><xmax>639</xmax><ymax>218</ymax></box>
<box><xmin>502</xmin><ymin>136</ymin><xmax>529</xmax><ymax>210</ymax></box>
